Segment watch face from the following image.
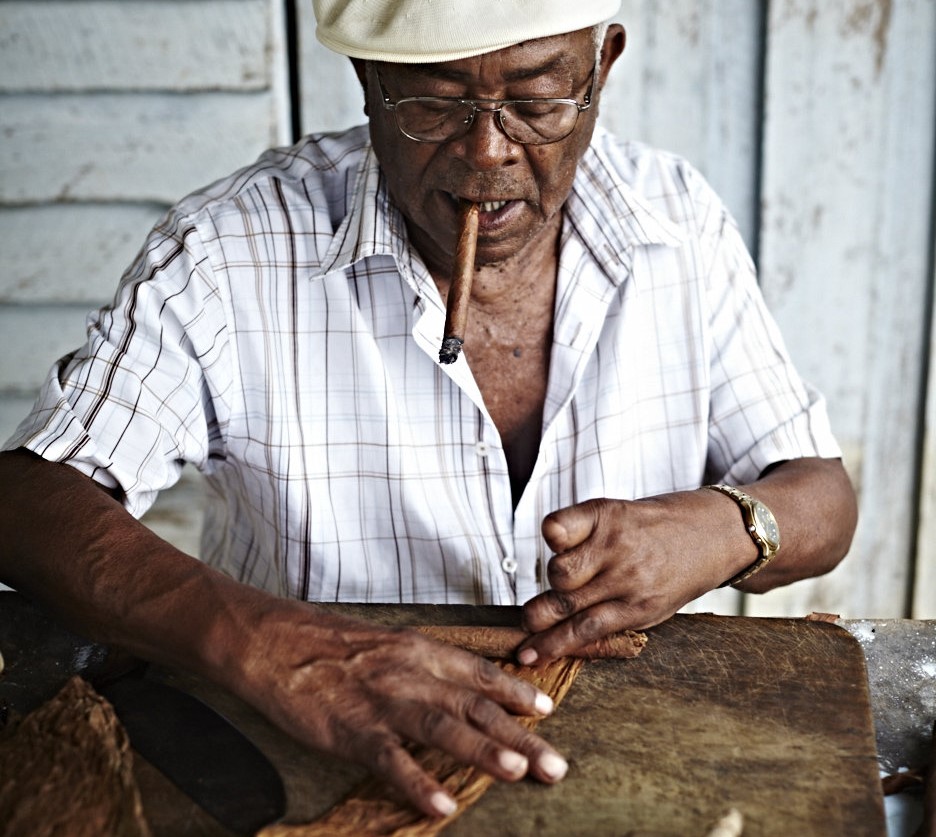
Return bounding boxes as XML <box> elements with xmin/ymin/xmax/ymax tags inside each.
<box><xmin>752</xmin><ymin>501</ymin><xmax>780</xmax><ymax>548</ymax></box>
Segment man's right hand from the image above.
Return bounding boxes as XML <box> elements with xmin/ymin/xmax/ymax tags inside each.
<box><xmin>0</xmin><ymin>449</ymin><xmax>567</xmax><ymax>820</ymax></box>
<box><xmin>222</xmin><ymin>603</ymin><xmax>568</xmax><ymax>817</ymax></box>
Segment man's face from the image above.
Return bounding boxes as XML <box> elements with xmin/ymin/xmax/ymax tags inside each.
<box><xmin>361</xmin><ymin>26</ymin><xmax>623</xmax><ymax>275</ymax></box>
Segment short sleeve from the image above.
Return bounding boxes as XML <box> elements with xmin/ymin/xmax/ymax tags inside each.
<box><xmin>700</xmin><ymin>201</ymin><xmax>841</xmax><ymax>483</ymax></box>
<box><xmin>3</xmin><ymin>213</ymin><xmax>231</xmax><ymax>518</ymax></box>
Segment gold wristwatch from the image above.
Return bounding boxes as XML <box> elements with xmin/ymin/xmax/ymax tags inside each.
<box><xmin>705</xmin><ymin>484</ymin><xmax>780</xmax><ymax>587</ymax></box>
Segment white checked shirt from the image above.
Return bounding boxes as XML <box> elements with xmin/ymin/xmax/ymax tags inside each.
<box><xmin>5</xmin><ymin>126</ymin><xmax>841</xmax><ymax>605</ymax></box>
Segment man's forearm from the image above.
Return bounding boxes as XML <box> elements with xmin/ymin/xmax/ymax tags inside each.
<box><xmin>0</xmin><ymin>448</ymin><xmax>253</xmax><ymax>684</ymax></box>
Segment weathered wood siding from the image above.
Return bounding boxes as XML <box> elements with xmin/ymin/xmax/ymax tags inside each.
<box><xmin>0</xmin><ymin>0</ymin><xmax>291</xmax><ymax>547</ymax></box>
<box><xmin>3</xmin><ymin>0</ymin><xmax>934</xmax><ymax>618</ymax></box>
<box><xmin>749</xmin><ymin>0</ymin><xmax>936</xmax><ymax>619</ymax></box>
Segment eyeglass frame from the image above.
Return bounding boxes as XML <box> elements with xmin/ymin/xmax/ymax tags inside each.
<box><xmin>373</xmin><ymin>61</ymin><xmax>599</xmax><ymax>146</ymax></box>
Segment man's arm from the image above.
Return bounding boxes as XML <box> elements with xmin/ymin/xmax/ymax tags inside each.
<box><xmin>0</xmin><ymin>448</ymin><xmax>569</xmax><ymax>818</ymax></box>
<box><xmin>517</xmin><ymin>456</ymin><xmax>857</xmax><ymax>663</ymax></box>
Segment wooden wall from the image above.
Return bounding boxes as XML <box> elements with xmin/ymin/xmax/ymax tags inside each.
<box><xmin>2</xmin><ymin>0</ymin><xmax>934</xmax><ymax>617</ymax></box>
<box><xmin>0</xmin><ymin>0</ymin><xmax>291</xmax><ymax>555</ymax></box>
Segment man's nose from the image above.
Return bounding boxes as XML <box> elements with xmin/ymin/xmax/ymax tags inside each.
<box><xmin>450</xmin><ymin>107</ymin><xmax>522</xmax><ymax>169</ymax></box>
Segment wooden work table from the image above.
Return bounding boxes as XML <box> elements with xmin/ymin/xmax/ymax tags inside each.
<box><xmin>0</xmin><ymin>595</ymin><xmax>888</xmax><ymax>836</ymax></box>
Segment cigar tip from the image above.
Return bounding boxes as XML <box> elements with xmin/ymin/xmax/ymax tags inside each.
<box><xmin>439</xmin><ymin>336</ymin><xmax>464</xmax><ymax>364</ymax></box>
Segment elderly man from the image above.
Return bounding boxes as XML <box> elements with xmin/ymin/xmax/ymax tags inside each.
<box><xmin>0</xmin><ymin>0</ymin><xmax>856</xmax><ymax>819</ymax></box>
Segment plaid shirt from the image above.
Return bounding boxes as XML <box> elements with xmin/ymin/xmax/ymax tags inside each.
<box><xmin>5</xmin><ymin>125</ymin><xmax>840</xmax><ymax>605</ymax></box>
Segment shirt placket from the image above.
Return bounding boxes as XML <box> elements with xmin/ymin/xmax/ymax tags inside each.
<box><xmin>407</xmin><ymin>268</ymin><xmax>519</xmax><ymax>604</ymax></box>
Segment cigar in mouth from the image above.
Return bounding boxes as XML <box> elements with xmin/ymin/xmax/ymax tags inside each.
<box><xmin>439</xmin><ymin>200</ymin><xmax>480</xmax><ymax>364</ymax></box>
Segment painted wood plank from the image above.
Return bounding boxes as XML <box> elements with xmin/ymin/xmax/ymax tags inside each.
<box><xmin>0</xmin><ymin>204</ymin><xmax>165</xmax><ymax>305</ymax></box>
<box><xmin>602</xmin><ymin>0</ymin><xmax>763</xmax><ymax>250</ymax></box>
<box><xmin>0</xmin><ymin>92</ymin><xmax>281</xmax><ymax>204</ymax></box>
<box><xmin>749</xmin><ymin>0</ymin><xmax>936</xmax><ymax>619</ymax></box>
<box><xmin>0</xmin><ymin>0</ymin><xmax>271</xmax><ymax>92</ymax></box>
<box><xmin>0</xmin><ymin>306</ymin><xmax>92</xmax><ymax>394</ymax></box>
<box><xmin>914</xmin><ymin>257</ymin><xmax>936</xmax><ymax>619</ymax></box>
<box><xmin>296</xmin><ymin>0</ymin><xmax>369</xmax><ymax>134</ymax></box>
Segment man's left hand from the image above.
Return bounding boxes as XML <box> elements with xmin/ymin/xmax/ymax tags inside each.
<box><xmin>516</xmin><ymin>458</ymin><xmax>857</xmax><ymax>664</ymax></box>
<box><xmin>517</xmin><ymin>492</ymin><xmax>732</xmax><ymax>664</ymax></box>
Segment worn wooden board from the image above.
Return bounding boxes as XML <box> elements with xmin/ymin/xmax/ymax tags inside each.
<box><xmin>0</xmin><ymin>0</ymin><xmax>272</xmax><ymax>93</ymax></box>
<box><xmin>752</xmin><ymin>0</ymin><xmax>936</xmax><ymax>619</ymax></box>
<box><xmin>0</xmin><ymin>92</ymin><xmax>280</xmax><ymax>204</ymax></box>
<box><xmin>0</xmin><ymin>597</ymin><xmax>888</xmax><ymax>834</ymax></box>
<box><xmin>0</xmin><ymin>204</ymin><xmax>164</xmax><ymax>305</ymax></box>
<box><xmin>122</xmin><ymin>605</ymin><xmax>884</xmax><ymax>836</ymax></box>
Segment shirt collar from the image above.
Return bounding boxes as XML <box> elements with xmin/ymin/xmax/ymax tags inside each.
<box><xmin>563</xmin><ymin>128</ymin><xmax>686</xmax><ymax>286</ymax></box>
<box><xmin>319</xmin><ymin>146</ymin><xmax>438</xmax><ymax>302</ymax></box>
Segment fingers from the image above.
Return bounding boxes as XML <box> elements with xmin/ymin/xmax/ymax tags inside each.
<box><xmin>362</xmin><ymin>734</ymin><xmax>460</xmax><ymax>818</ymax></box>
<box><xmin>518</xmin><ymin>599</ymin><xmax>628</xmax><ymax>664</ymax></box>
<box><xmin>541</xmin><ymin>500</ymin><xmax>601</xmax><ymax>553</ymax></box>
<box><xmin>539</xmin><ymin>500</ymin><xmax>614</xmax><ymax>594</ymax></box>
<box><xmin>446</xmin><ymin>645</ymin><xmax>554</xmax><ymax>717</ymax></box>
<box><xmin>412</xmin><ymin>650</ymin><xmax>569</xmax><ymax>783</ymax></box>
<box><xmin>342</xmin><ymin>673</ymin><xmax>568</xmax><ymax>818</ymax></box>
<box><xmin>522</xmin><ymin>568</ymin><xmax>615</xmax><ymax>634</ymax></box>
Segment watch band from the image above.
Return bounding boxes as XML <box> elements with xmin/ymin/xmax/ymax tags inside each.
<box><xmin>704</xmin><ymin>484</ymin><xmax>779</xmax><ymax>587</ymax></box>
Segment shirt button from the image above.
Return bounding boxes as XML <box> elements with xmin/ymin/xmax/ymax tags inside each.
<box><xmin>475</xmin><ymin>441</ymin><xmax>490</xmax><ymax>457</ymax></box>
<box><xmin>501</xmin><ymin>557</ymin><xmax>518</xmax><ymax>574</ymax></box>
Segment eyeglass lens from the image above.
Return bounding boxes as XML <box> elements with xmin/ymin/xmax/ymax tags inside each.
<box><xmin>394</xmin><ymin>100</ymin><xmax>582</xmax><ymax>145</ymax></box>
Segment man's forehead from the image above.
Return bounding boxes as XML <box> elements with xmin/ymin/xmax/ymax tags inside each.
<box><xmin>313</xmin><ymin>0</ymin><xmax>619</xmax><ymax>64</ymax></box>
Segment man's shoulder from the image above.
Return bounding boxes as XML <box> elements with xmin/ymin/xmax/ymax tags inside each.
<box><xmin>588</xmin><ymin>130</ymin><xmax>715</xmax><ymax>205</ymax></box>
<box><xmin>581</xmin><ymin>129</ymin><xmax>729</xmax><ymax>239</ymax></box>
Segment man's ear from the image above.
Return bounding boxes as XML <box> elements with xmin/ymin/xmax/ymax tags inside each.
<box><xmin>350</xmin><ymin>58</ymin><xmax>369</xmax><ymax>115</ymax></box>
<box><xmin>599</xmin><ymin>24</ymin><xmax>626</xmax><ymax>90</ymax></box>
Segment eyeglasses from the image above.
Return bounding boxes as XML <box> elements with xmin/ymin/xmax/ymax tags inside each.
<box><xmin>375</xmin><ymin>63</ymin><xmax>597</xmax><ymax>146</ymax></box>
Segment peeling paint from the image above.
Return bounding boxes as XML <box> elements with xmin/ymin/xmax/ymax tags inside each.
<box><xmin>843</xmin><ymin>0</ymin><xmax>893</xmax><ymax>75</ymax></box>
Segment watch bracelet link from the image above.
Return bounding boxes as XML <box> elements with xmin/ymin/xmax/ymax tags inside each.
<box><xmin>703</xmin><ymin>484</ymin><xmax>778</xmax><ymax>588</ymax></box>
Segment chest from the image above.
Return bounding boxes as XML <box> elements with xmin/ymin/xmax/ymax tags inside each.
<box><xmin>460</xmin><ymin>286</ymin><xmax>555</xmax><ymax>502</ymax></box>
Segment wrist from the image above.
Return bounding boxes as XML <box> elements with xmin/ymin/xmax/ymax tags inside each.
<box><xmin>703</xmin><ymin>484</ymin><xmax>781</xmax><ymax>587</ymax></box>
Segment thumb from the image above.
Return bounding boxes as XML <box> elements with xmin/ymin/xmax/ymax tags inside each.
<box><xmin>541</xmin><ymin>501</ymin><xmax>600</xmax><ymax>553</ymax></box>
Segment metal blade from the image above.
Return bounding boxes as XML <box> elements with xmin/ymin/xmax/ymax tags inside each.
<box><xmin>0</xmin><ymin>592</ymin><xmax>286</xmax><ymax>836</ymax></box>
<box><xmin>97</xmin><ymin>675</ymin><xmax>287</xmax><ymax>836</ymax></box>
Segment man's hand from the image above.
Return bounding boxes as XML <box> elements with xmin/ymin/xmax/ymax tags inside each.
<box><xmin>516</xmin><ymin>458</ymin><xmax>857</xmax><ymax>665</ymax></box>
<box><xmin>517</xmin><ymin>491</ymin><xmax>729</xmax><ymax>664</ymax></box>
<box><xmin>226</xmin><ymin>606</ymin><xmax>568</xmax><ymax>818</ymax></box>
<box><xmin>0</xmin><ymin>450</ymin><xmax>568</xmax><ymax>821</ymax></box>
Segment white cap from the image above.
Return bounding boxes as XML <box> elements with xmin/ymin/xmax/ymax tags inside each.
<box><xmin>313</xmin><ymin>0</ymin><xmax>621</xmax><ymax>63</ymax></box>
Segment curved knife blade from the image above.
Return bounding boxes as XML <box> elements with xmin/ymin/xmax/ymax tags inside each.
<box><xmin>96</xmin><ymin>674</ymin><xmax>287</xmax><ymax>836</ymax></box>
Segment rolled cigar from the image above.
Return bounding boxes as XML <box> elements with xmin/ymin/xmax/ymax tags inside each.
<box><xmin>413</xmin><ymin>624</ymin><xmax>648</xmax><ymax>660</ymax></box>
<box><xmin>438</xmin><ymin>200</ymin><xmax>479</xmax><ymax>364</ymax></box>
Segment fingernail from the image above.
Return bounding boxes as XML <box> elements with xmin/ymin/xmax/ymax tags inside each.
<box><xmin>538</xmin><ymin>753</ymin><xmax>569</xmax><ymax>781</ymax></box>
<box><xmin>498</xmin><ymin>749</ymin><xmax>529</xmax><ymax>775</ymax></box>
<box><xmin>534</xmin><ymin>692</ymin><xmax>554</xmax><ymax>716</ymax></box>
<box><xmin>431</xmin><ymin>791</ymin><xmax>458</xmax><ymax>817</ymax></box>
<box><xmin>518</xmin><ymin>647</ymin><xmax>538</xmax><ymax>665</ymax></box>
